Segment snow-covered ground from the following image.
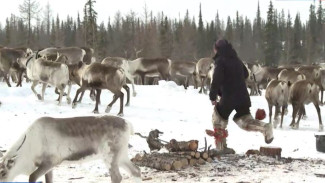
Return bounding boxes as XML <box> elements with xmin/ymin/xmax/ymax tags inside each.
<box><xmin>0</xmin><ymin>81</ymin><xmax>324</xmax><ymax>182</ymax></box>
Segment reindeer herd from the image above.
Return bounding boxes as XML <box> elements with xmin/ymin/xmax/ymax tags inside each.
<box><xmin>1</xmin><ymin>45</ymin><xmax>325</xmax><ymax>183</ymax></box>
<box><xmin>1</xmin><ymin>45</ymin><xmax>325</xmax><ymax>131</ymax></box>
<box><xmin>245</xmin><ymin>62</ymin><xmax>324</xmax><ymax>132</ymax></box>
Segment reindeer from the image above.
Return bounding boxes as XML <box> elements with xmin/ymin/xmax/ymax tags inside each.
<box><xmin>265</xmin><ymin>79</ymin><xmax>289</xmax><ymax>128</ymax></box>
<box><xmin>72</xmin><ymin>62</ymin><xmax>129</xmax><ymax>116</ymax></box>
<box><xmin>244</xmin><ymin>62</ymin><xmax>260</xmax><ymax>96</ymax></box>
<box><xmin>195</xmin><ymin>58</ymin><xmax>214</xmax><ymax>93</ymax></box>
<box><xmin>289</xmin><ymin>80</ymin><xmax>323</xmax><ymax>131</ymax></box>
<box><xmin>38</xmin><ymin>47</ymin><xmax>86</xmax><ymax>65</ymax></box>
<box><xmin>170</xmin><ymin>61</ymin><xmax>197</xmax><ymax>89</ymax></box>
<box><xmin>129</xmin><ymin>58</ymin><xmax>171</xmax><ymax>85</ymax></box>
<box><xmin>278</xmin><ymin>69</ymin><xmax>306</xmax><ymax>87</ymax></box>
<box><xmin>102</xmin><ymin>57</ymin><xmax>137</xmax><ymax>96</ymax></box>
<box><xmin>0</xmin><ymin>115</ymin><xmax>141</xmax><ymax>183</ymax></box>
<box><xmin>0</xmin><ymin>48</ymin><xmax>26</xmax><ymax>87</ymax></box>
<box><xmin>320</xmin><ymin>69</ymin><xmax>325</xmax><ymax>104</ymax></box>
<box><xmin>254</xmin><ymin>66</ymin><xmax>284</xmax><ymax>90</ymax></box>
<box><xmin>21</xmin><ymin>55</ymin><xmax>71</xmax><ymax>105</ymax></box>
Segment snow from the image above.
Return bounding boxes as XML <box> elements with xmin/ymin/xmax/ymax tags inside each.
<box><xmin>0</xmin><ymin>81</ymin><xmax>324</xmax><ymax>182</ymax></box>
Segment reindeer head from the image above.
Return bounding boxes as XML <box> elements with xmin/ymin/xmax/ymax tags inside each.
<box><xmin>0</xmin><ymin>155</ymin><xmax>17</xmax><ymax>181</ymax></box>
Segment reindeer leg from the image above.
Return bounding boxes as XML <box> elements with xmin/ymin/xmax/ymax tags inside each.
<box><xmin>268</xmin><ymin>104</ymin><xmax>273</xmax><ymax>124</ymax></box>
<box><xmin>300</xmin><ymin>105</ymin><xmax>307</xmax><ymax>120</ymax></box>
<box><xmin>123</xmin><ymin>85</ymin><xmax>130</xmax><ymax>106</ymax></box>
<box><xmin>140</xmin><ymin>73</ymin><xmax>145</xmax><ymax>85</ymax></box>
<box><xmin>280</xmin><ymin>105</ymin><xmax>285</xmax><ymax>128</ymax></box>
<box><xmin>72</xmin><ymin>87</ymin><xmax>84</xmax><ymax>108</ymax></box>
<box><xmin>314</xmin><ymin>103</ymin><xmax>323</xmax><ymax>131</ymax></box>
<box><xmin>118</xmin><ymin>91</ymin><xmax>124</xmax><ymax>116</ymax></box>
<box><xmin>29</xmin><ymin>162</ymin><xmax>54</xmax><ymax>183</ymax></box>
<box><xmin>321</xmin><ymin>90</ymin><xmax>324</xmax><ymax>105</ymax></box>
<box><xmin>66</xmin><ymin>82</ymin><xmax>72</xmax><ymax>104</ymax></box>
<box><xmin>4</xmin><ymin>74</ymin><xmax>11</xmax><ymax>87</ymax></box>
<box><xmin>106</xmin><ymin>95</ymin><xmax>117</xmax><ymax>114</ymax></box>
<box><xmin>90</xmin><ymin>89</ymin><xmax>96</xmax><ymax>101</ymax></box>
<box><xmin>119</xmin><ymin>147</ymin><xmax>141</xmax><ymax>182</ymax></box>
<box><xmin>290</xmin><ymin>104</ymin><xmax>299</xmax><ymax>127</ymax></box>
<box><xmin>57</xmin><ymin>85</ymin><xmax>65</xmax><ymax>105</ymax></box>
<box><xmin>16</xmin><ymin>70</ymin><xmax>23</xmax><ymax>87</ymax></box>
<box><xmin>31</xmin><ymin>80</ymin><xmax>41</xmax><ymax>100</ymax></box>
<box><xmin>41</xmin><ymin>83</ymin><xmax>47</xmax><ymax>101</ymax></box>
<box><xmin>77</xmin><ymin>91</ymin><xmax>85</xmax><ymax>103</ymax></box>
<box><xmin>105</xmin><ymin>154</ymin><xmax>122</xmax><ymax>183</ymax></box>
<box><xmin>129</xmin><ymin>76</ymin><xmax>137</xmax><ymax>97</ymax></box>
<box><xmin>294</xmin><ymin>105</ymin><xmax>304</xmax><ymax>129</ymax></box>
<box><xmin>45</xmin><ymin>170</ymin><xmax>53</xmax><ymax>183</ymax></box>
<box><xmin>199</xmin><ymin>77</ymin><xmax>204</xmax><ymax>93</ymax></box>
<box><xmin>274</xmin><ymin>106</ymin><xmax>280</xmax><ymax>127</ymax></box>
<box><xmin>93</xmin><ymin>89</ymin><xmax>101</xmax><ymax>114</ymax></box>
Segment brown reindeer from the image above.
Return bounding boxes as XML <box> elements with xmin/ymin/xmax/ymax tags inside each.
<box><xmin>278</xmin><ymin>69</ymin><xmax>305</xmax><ymax>87</ymax></box>
<box><xmin>72</xmin><ymin>62</ymin><xmax>129</xmax><ymax>116</ymax></box>
<box><xmin>195</xmin><ymin>57</ymin><xmax>214</xmax><ymax>93</ymax></box>
<box><xmin>128</xmin><ymin>58</ymin><xmax>171</xmax><ymax>85</ymax></box>
<box><xmin>265</xmin><ymin>79</ymin><xmax>289</xmax><ymax>128</ymax></box>
<box><xmin>170</xmin><ymin>61</ymin><xmax>197</xmax><ymax>89</ymax></box>
<box><xmin>289</xmin><ymin>80</ymin><xmax>323</xmax><ymax>131</ymax></box>
<box><xmin>254</xmin><ymin>66</ymin><xmax>284</xmax><ymax>89</ymax></box>
<box><xmin>0</xmin><ymin>48</ymin><xmax>26</xmax><ymax>87</ymax></box>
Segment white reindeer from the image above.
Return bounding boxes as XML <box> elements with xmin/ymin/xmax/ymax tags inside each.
<box><xmin>0</xmin><ymin>115</ymin><xmax>141</xmax><ymax>183</ymax></box>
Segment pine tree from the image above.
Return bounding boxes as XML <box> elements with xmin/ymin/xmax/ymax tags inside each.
<box><xmin>19</xmin><ymin>0</ymin><xmax>40</xmax><ymax>45</ymax></box>
<box><xmin>264</xmin><ymin>1</ymin><xmax>278</xmax><ymax>66</ymax></box>
<box><xmin>197</xmin><ymin>3</ymin><xmax>206</xmax><ymax>58</ymax></box>
<box><xmin>253</xmin><ymin>1</ymin><xmax>264</xmax><ymax>62</ymax></box>
<box><xmin>290</xmin><ymin>13</ymin><xmax>303</xmax><ymax>63</ymax></box>
<box><xmin>225</xmin><ymin>16</ymin><xmax>233</xmax><ymax>43</ymax></box>
<box><xmin>84</xmin><ymin>0</ymin><xmax>98</xmax><ymax>49</ymax></box>
<box><xmin>307</xmin><ymin>4</ymin><xmax>317</xmax><ymax>64</ymax></box>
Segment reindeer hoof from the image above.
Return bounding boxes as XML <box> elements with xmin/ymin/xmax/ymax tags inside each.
<box><xmin>93</xmin><ymin>110</ymin><xmax>99</xmax><ymax>114</ymax></box>
<box><xmin>133</xmin><ymin>92</ymin><xmax>137</xmax><ymax>97</ymax></box>
<box><xmin>37</xmin><ymin>94</ymin><xmax>42</xmax><ymax>100</ymax></box>
<box><xmin>117</xmin><ymin>113</ymin><xmax>124</xmax><ymax>117</ymax></box>
<box><xmin>302</xmin><ymin>115</ymin><xmax>307</xmax><ymax>120</ymax></box>
<box><xmin>273</xmin><ymin>119</ymin><xmax>280</xmax><ymax>128</ymax></box>
<box><xmin>319</xmin><ymin>125</ymin><xmax>324</xmax><ymax>132</ymax></box>
<box><xmin>293</xmin><ymin>124</ymin><xmax>299</xmax><ymax>129</ymax></box>
<box><xmin>67</xmin><ymin>98</ymin><xmax>71</xmax><ymax>104</ymax></box>
<box><xmin>125</xmin><ymin>103</ymin><xmax>130</xmax><ymax>107</ymax></box>
<box><xmin>72</xmin><ymin>102</ymin><xmax>77</xmax><ymax>109</ymax></box>
<box><xmin>105</xmin><ymin>106</ymin><xmax>112</xmax><ymax>113</ymax></box>
<box><xmin>90</xmin><ymin>95</ymin><xmax>96</xmax><ymax>101</ymax></box>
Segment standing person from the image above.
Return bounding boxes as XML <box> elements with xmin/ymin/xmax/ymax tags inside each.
<box><xmin>207</xmin><ymin>39</ymin><xmax>273</xmax><ymax>151</ymax></box>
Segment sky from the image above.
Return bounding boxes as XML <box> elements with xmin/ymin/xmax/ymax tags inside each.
<box><xmin>0</xmin><ymin>0</ymin><xmax>319</xmax><ymax>26</ymax></box>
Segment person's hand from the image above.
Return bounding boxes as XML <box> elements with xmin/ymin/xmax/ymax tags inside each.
<box><xmin>211</xmin><ymin>100</ymin><xmax>217</xmax><ymax>105</ymax></box>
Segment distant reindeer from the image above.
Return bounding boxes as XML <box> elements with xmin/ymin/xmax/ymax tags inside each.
<box><xmin>254</xmin><ymin>66</ymin><xmax>284</xmax><ymax>89</ymax></box>
<box><xmin>72</xmin><ymin>62</ymin><xmax>129</xmax><ymax>116</ymax></box>
<box><xmin>196</xmin><ymin>58</ymin><xmax>214</xmax><ymax>94</ymax></box>
<box><xmin>21</xmin><ymin>55</ymin><xmax>71</xmax><ymax>105</ymax></box>
<box><xmin>0</xmin><ymin>115</ymin><xmax>141</xmax><ymax>183</ymax></box>
<box><xmin>265</xmin><ymin>79</ymin><xmax>289</xmax><ymax>128</ymax></box>
<box><xmin>278</xmin><ymin>69</ymin><xmax>305</xmax><ymax>87</ymax></box>
<box><xmin>101</xmin><ymin>57</ymin><xmax>137</xmax><ymax>97</ymax></box>
<box><xmin>289</xmin><ymin>80</ymin><xmax>323</xmax><ymax>131</ymax></box>
<box><xmin>170</xmin><ymin>61</ymin><xmax>197</xmax><ymax>89</ymax></box>
<box><xmin>244</xmin><ymin>62</ymin><xmax>260</xmax><ymax>96</ymax></box>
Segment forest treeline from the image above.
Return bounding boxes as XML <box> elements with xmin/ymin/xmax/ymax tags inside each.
<box><xmin>0</xmin><ymin>0</ymin><xmax>324</xmax><ymax>66</ymax></box>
